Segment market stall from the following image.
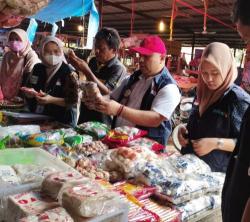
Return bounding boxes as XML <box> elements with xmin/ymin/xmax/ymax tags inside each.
<box><xmin>0</xmin><ymin>106</ymin><xmax>225</xmax><ymax>221</ymax></box>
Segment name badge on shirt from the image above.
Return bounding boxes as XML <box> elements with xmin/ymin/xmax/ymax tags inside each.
<box><xmin>56</xmin><ymin>81</ymin><xmax>61</xmax><ymax>86</ymax></box>
<box><xmin>30</xmin><ymin>75</ymin><xmax>38</xmax><ymax>85</ymax></box>
<box><xmin>35</xmin><ymin>105</ymin><xmax>44</xmax><ymax>114</ymax></box>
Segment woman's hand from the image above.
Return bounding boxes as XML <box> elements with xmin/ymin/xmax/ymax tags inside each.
<box><xmin>191</xmin><ymin>138</ymin><xmax>217</xmax><ymax>156</ymax></box>
<box><xmin>178</xmin><ymin>125</ymin><xmax>189</xmax><ymax>147</ymax></box>
<box><xmin>36</xmin><ymin>91</ymin><xmax>54</xmax><ymax>105</ymax></box>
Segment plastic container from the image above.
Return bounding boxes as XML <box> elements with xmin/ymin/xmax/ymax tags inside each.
<box><xmin>0</xmin><ymin>148</ymin><xmax>80</xmax><ymax>198</ymax></box>
<box><xmin>75</xmin><ymin>202</ymin><xmax>129</xmax><ymax>222</ymax></box>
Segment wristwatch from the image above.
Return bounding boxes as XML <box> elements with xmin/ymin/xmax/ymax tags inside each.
<box><xmin>217</xmin><ymin>138</ymin><xmax>224</xmax><ymax>150</ymax></box>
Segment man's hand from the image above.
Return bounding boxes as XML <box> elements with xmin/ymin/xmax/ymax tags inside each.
<box><xmin>178</xmin><ymin>125</ymin><xmax>189</xmax><ymax>147</ymax></box>
<box><xmin>191</xmin><ymin>138</ymin><xmax>217</xmax><ymax>156</ymax></box>
<box><xmin>95</xmin><ymin>97</ymin><xmax>121</xmax><ymax>116</ymax></box>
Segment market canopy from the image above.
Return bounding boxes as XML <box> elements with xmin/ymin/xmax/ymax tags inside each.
<box><xmin>30</xmin><ymin>0</ymin><xmax>99</xmax><ymax>49</ymax></box>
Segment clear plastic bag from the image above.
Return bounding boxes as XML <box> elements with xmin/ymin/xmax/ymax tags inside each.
<box><xmin>59</xmin><ymin>178</ymin><xmax>125</xmax><ymax>218</ymax></box>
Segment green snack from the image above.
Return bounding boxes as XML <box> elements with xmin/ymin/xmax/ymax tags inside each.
<box><xmin>0</xmin><ymin>136</ymin><xmax>10</xmax><ymax>149</ymax></box>
<box><xmin>76</xmin><ymin>121</ymin><xmax>110</xmax><ymax>139</ymax></box>
<box><xmin>64</xmin><ymin>134</ymin><xmax>93</xmax><ymax>147</ymax></box>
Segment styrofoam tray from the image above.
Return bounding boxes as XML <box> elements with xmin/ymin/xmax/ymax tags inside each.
<box><xmin>0</xmin><ymin>148</ymin><xmax>80</xmax><ymax>197</ymax></box>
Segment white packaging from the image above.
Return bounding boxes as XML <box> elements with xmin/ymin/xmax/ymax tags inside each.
<box><xmin>61</xmin><ymin>181</ymin><xmax>123</xmax><ymax>218</ymax></box>
<box><xmin>0</xmin><ymin>165</ymin><xmax>20</xmax><ymax>184</ymax></box>
<box><xmin>41</xmin><ymin>172</ymin><xmax>84</xmax><ymax>200</ymax></box>
<box><xmin>19</xmin><ymin>207</ymin><xmax>74</xmax><ymax>222</ymax></box>
<box><xmin>13</xmin><ymin>164</ymin><xmax>56</xmax><ymax>184</ymax></box>
<box><xmin>7</xmin><ymin>191</ymin><xmax>59</xmax><ymax>222</ymax></box>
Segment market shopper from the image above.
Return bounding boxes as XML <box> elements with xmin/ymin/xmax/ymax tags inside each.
<box><xmin>222</xmin><ymin>0</ymin><xmax>250</xmax><ymax>221</ymax></box>
<box><xmin>0</xmin><ymin>28</ymin><xmax>40</xmax><ymax>99</ymax></box>
<box><xmin>93</xmin><ymin>35</ymin><xmax>181</xmax><ymax>145</ymax></box>
<box><xmin>24</xmin><ymin>36</ymin><xmax>79</xmax><ymax>126</ymax></box>
<box><xmin>178</xmin><ymin>42</ymin><xmax>250</xmax><ymax>173</ymax></box>
<box><xmin>68</xmin><ymin>27</ymin><xmax>127</xmax><ymax>124</ymax></box>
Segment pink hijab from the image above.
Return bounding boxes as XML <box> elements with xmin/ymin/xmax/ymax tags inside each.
<box><xmin>0</xmin><ymin>28</ymin><xmax>40</xmax><ymax>99</ymax></box>
<box><xmin>197</xmin><ymin>42</ymin><xmax>238</xmax><ymax>116</ymax></box>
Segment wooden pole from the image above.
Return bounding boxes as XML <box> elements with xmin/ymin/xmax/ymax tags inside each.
<box><xmin>99</xmin><ymin>0</ymin><xmax>103</xmax><ymax>29</ymax></box>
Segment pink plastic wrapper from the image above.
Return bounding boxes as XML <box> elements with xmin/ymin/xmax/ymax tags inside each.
<box><xmin>127</xmin><ymin>137</ymin><xmax>165</xmax><ymax>153</ymax></box>
<box><xmin>103</xmin><ymin>126</ymin><xmax>147</xmax><ymax>147</ymax></box>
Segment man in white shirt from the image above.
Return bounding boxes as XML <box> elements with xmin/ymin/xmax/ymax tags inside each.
<box><xmin>95</xmin><ymin>35</ymin><xmax>181</xmax><ymax>145</ymax></box>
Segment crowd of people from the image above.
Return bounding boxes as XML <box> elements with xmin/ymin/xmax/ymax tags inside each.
<box><xmin>0</xmin><ymin>0</ymin><xmax>249</xmax><ymax>221</ymax></box>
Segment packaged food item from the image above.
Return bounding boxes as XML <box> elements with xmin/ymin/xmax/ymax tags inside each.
<box><xmin>77</xmin><ymin>121</ymin><xmax>110</xmax><ymax>139</ymax></box>
<box><xmin>128</xmin><ymin>137</ymin><xmax>165</xmax><ymax>153</ymax></box>
<box><xmin>176</xmin><ymin>194</ymin><xmax>221</xmax><ymax>221</ymax></box>
<box><xmin>20</xmin><ymin>131</ymin><xmax>64</xmax><ymax>147</ymax></box>
<box><xmin>13</xmin><ymin>164</ymin><xmax>56</xmax><ymax>184</ymax></box>
<box><xmin>80</xmin><ymin>82</ymin><xmax>102</xmax><ymax>110</ymax></box>
<box><xmin>103</xmin><ymin>126</ymin><xmax>147</xmax><ymax>147</ymax></box>
<box><xmin>64</xmin><ymin>134</ymin><xmax>93</xmax><ymax>147</ymax></box>
<box><xmin>7</xmin><ymin>191</ymin><xmax>59</xmax><ymax>222</ymax></box>
<box><xmin>0</xmin><ymin>125</ymin><xmax>40</xmax><ymax>140</ymax></box>
<box><xmin>19</xmin><ymin>207</ymin><xmax>74</xmax><ymax>222</ymax></box>
<box><xmin>113</xmin><ymin>181</ymin><xmax>156</xmax><ymax>200</ymax></box>
<box><xmin>0</xmin><ymin>165</ymin><xmax>20</xmax><ymax>184</ymax></box>
<box><xmin>61</xmin><ymin>181</ymin><xmax>123</xmax><ymax>217</ymax></box>
<box><xmin>41</xmin><ymin>172</ymin><xmax>84</xmax><ymax>200</ymax></box>
<box><xmin>0</xmin><ymin>136</ymin><xmax>10</xmax><ymax>149</ymax></box>
<box><xmin>107</xmin><ymin>146</ymin><xmax>157</xmax><ymax>179</ymax></box>
<box><xmin>20</xmin><ymin>87</ymin><xmax>44</xmax><ymax>97</ymax></box>
<box><xmin>167</xmin><ymin>154</ymin><xmax>211</xmax><ymax>174</ymax></box>
<box><xmin>76</xmin><ymin>157</ymin><xmax>110</xmax><ymax>180</ymax></box>
<box><xmin>60</xmin><ymin>128</ymin><xmax>78</xmax><ymax>138</ymax></box>
<box><xmin>75</xmin><ymin>140</ymin><xmax>108</xmax><ymax>156</ymax></box>
<box><xmin>140</xmin><ymin>199</ymin><xmax>181</xmax><ymax>222</ymax></box>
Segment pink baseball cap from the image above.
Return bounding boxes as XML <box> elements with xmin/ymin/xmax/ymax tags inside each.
<box><xmin>131</xmin><ymin>36</ymin><xmax>167</xmax><ymax>55</ymax></box>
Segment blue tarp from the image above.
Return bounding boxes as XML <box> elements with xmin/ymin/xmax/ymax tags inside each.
<box><xmin>30</xmin><ymin>0</ymin><xmax>99</xmax><ymax>49</ymax></box>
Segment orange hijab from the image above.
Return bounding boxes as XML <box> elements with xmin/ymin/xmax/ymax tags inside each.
<box><xmin>197</xmin><ymin>42</ymin><xmax>238</xmax><ymax>116</ymax></box>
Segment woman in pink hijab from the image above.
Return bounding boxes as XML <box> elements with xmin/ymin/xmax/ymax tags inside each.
<box><xmin>178</xmin><ymin>42</ymin><xmax>250</xmax><ymax>172</ymax></box>
<box><xmin>0</xmin><ymin>28</ymin><xmax>40</xmax><ymax>100</ymax></box>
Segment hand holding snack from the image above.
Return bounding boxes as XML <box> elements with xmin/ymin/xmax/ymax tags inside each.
<box><xmin>21</xmin><ymin>87</ymin><xmax>44</xmax><ymax>97</ymax></box>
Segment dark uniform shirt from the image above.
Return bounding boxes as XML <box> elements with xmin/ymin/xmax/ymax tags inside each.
<box><xmin>79</xmin><ymin>56</ymin><xmax>127</xmax><ymax>125</ymax></box>
<box><xmin>222</xmin><ymin>106</ymin><xmax>250</xmax><ymax>222</ymax></box>
<box><xmin>181</xmin><ymin>84</ymin><xmax>250</xmax><ymax>172</ymax></box>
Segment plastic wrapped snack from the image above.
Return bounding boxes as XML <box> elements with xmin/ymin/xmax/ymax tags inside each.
<box><xmin>13</xmin><ymin>164</ymin><xmax>56</xmax><ymax>184</ymax></box>
<box><xmin>6</xmin><ymin>191</ymin><xmax>59</xmax><ymax>222</ymax></box>
<box><xmin>41</xmin><ymin>172</ymin><xmax>84</xmax><ymax>200</ymax></box>
<box><xmin>103</xmin><ymin>126</ymin><xmax>147</xmax><ymax>147</ymax></box>
<box><xmin>128</xmin><ymin>137</ymin><xmax>165</xmax><ymax>153</ymax></box>
<box><xmin>75</xmin><ymin>140</ymin><xmax>109</xmax><ymax>156</ymax></box>
<box><xmin>0</xmin><ymin>125</ymin><xmax>40</xmax><ymax>140</ymax></box>
<box><xmin>167</xmin><ymin>154</ymin><xmax>211</xmax><ymax>174</ymax></box>
<box><xmin>76</xmin><ymin>121</ymin><xmax>110</xmax><ymax>139</ymax></box>
<box><xmin>80</xmin><ymin>81</ymin><xmax>103</xmax><ymax>110</ymax></box>
<box><xmin>177</xmin><ymin>194</ymin><xmax>221</xmax><ymax>221</ymax></box>
<box><xmin>76</xmin><ymin>157</ymin><xmax>110</xmax><ymax>180</ymax></box>
<box><xmin>113</xmin><ymin>181</ymin><xmax>156</xmax><ymax>200</ymax></box>
<box><xmin>61</xmin><ymin>181</ymin><xmax>124</xmax><ymax>218</ymax></box>
<box><xmin>107</xmin><ymin>146</ymin><xmax>157</xmax><ymax>179</ymax></box>
<box><xmin>20</xmin><ymin>131</ymin><xmax>64</xmax><ymax>147</ymax></box>
<box><xmin>64</xmin><ymin>134</ymin><xmax>93</xmax><ymax>147</ymax></box>
<box><xmin>19</xmin><ymin>207</ymin><xmax>74</xmax><ymax>222</ymax></box>
<box><xmin>0</xmin><ymin>165</ymin><xmax>20</xmax><ymax>184</ymax></box>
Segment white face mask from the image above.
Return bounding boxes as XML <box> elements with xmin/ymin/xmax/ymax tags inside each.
<box><xmin>44</xmin><ymin>54</ymin><xmax>62</xmax><ymax>66</ymax></box>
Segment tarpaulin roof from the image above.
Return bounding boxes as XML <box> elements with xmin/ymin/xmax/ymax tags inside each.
<box><xmin>30</xmin><ymin>0</ymin><xmax>99</xmax><ymax>49</ymax></box>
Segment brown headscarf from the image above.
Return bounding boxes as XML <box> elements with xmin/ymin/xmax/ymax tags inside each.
<box><xmin>0</xmin><ymin>28</ymin><xmax>40</xmax><ymax>99</ymax></box>
<box><xmin>197</xmin><ymin>42</ymin><xmax>238</xmax><ymax>116</ymax></box>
